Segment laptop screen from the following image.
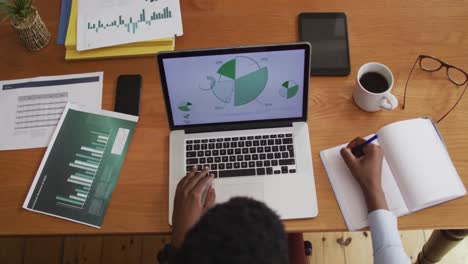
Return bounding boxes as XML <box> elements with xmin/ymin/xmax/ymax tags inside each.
<box><xmin>159</xmin><ymin>44</ymin><xmax>309</xmax><ymax>128</ymax></box>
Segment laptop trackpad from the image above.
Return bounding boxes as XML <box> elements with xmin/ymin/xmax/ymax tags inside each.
<box><xmin>215</xmin><ymin>183</ymin><xmax>265</xmax><ymax>204</ymax></box>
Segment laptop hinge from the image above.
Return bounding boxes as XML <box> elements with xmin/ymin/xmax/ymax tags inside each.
<box><xmin>184</xmin><ymin>121</ymin><xmax>294</xmax><ymax>134</ymax></box>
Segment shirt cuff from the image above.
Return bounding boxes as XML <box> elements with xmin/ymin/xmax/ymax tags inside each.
<box><xmin>368</xmin><ymin>209</ymin><xmax>403</xmax><ymax>255</ymax></box>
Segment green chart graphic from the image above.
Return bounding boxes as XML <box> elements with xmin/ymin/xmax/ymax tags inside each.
<box><xmin>203</xmin><ymin>56</ymin><xmax>268</xmax><ymax>106</ymax></box>
<box><xmin>177</xmin><ymin>101</ymin><xmax>192</xmax><ymax>124</ymax></box>
<box><xmin>87</xmin><ymin>7</ymin><xmax>172</xmax><ymax>34</ymax></box>
<box><xmin>279</xmin><ymin>80</ymin><xmax>299</xmax><ymax>99</ymax></box>
<box><xmin>178</xmin><ymin>101</ymin><xmax>192</xmax><ymax>112</ymax></box>
<box><xmin>56</xmin><ymin>130</ymin><xmax>110</xmax><ymax>209</ymax></box>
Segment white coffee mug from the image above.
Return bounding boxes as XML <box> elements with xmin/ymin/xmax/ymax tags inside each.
<box><xmin>353</xmin><ymin>62</ymin><xmax>398</xmax><ymax>112</ymax></box>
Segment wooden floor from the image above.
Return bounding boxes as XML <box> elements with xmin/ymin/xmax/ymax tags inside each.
<box><xmin>0</xmin><ymin>230</ymin><xmax>467</xmax><ymax>264</ymax></box>
<box><xmin>304</xmin><ymin>230</ymin><xmax>468</xmax><ymax>264</ymax></box>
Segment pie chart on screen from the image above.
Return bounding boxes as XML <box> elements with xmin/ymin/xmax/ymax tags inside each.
<box><xmin>202</xmin><ymin>56</ymin><xmax>269</xmax><ymax>106</ymax></box>
<box><xmin>279</xmin><ymin>80</ymin><xmax>299</xmax><ymax>99</ymax></box>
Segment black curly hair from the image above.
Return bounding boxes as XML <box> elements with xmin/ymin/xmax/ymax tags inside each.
<box><xmin>176</xmin><ymin>197</ymin><xmax>288</xmax><ymax>264</ymax></box>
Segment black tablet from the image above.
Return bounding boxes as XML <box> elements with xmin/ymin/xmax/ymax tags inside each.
<box><xmin>299</xmin><ymin>12</ymin><xmax>350</xmax><ymax>76</ymax></box>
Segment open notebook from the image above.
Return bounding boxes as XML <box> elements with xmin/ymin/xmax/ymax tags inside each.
<box><xmin>320</xmin><ymin>118</ymin><xmax>466</xmax><ymax>231</ymax></box>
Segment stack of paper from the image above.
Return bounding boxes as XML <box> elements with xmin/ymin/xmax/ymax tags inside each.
<box><xmin>64</xmin><ymin>0</ymin><xmax>182</xmax><ymax>60</ymax></box>
<box><xmin>2</xmin><ymin>73</ymin><xmax>140</xmax><ymax>227</ymax></box>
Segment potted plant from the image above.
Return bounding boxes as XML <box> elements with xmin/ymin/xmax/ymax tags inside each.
<box><xmin>0</xmin><ymin>0</ymin><xmax>51</xmax><ymax>51</ymax></box>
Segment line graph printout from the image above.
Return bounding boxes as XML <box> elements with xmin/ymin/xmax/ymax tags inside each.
<box><xmin>77</xmin><ymin>0</ymin><xmax>183</xmax><ymax>51</ymax></box>
<box><xmin>0</xmin><ymin>72</ymin><xmax>103</xmax><ymax>150</ymax></box>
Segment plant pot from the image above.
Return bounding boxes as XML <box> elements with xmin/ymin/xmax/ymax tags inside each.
<box><xmin>11</xmin><ymin>10</ymin><xmax>51</xmax><ymax>51</ymax></box>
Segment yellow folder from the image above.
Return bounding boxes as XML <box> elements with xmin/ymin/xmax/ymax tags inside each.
<box><xmin>65</xmin><ymin>43</ymin><xmax>174</xmax><ymax>60</ymax></box>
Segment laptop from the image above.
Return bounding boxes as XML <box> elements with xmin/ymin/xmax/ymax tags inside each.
<box><xmin>157</xmin><ymin>43</ymin><xmax>318</xmax><ymax>224</ymax></box>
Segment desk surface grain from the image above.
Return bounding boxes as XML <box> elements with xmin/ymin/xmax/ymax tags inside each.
<box><xmin>0</xmin><ymin>0</ymin><xmax>467</xmax><ymax>235</ymax></box>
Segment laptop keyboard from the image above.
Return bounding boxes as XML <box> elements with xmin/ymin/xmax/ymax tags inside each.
<box><xmin>185</xmin><ymin>133</ymin><xmax>297</xmax><ymax>178</ymax></box>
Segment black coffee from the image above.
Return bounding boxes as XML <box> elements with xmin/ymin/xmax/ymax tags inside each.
<box><xmin>359</xmin><ymin>72</ymin><xmax>389</xmax><ymax>93</ymax></box>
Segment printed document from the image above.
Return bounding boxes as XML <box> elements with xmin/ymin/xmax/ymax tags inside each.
<box><xmin>23</xmin><ymin>104</ymin><xmax>138</xmax><ymax>227</ymax></box>
<box><xmin>0</xmin><ymin>72</ymin><xmax>103</xmax><ymax>150</ymax></box>
<box><xmin>77</xmin><ymin>0</ymin><xmax>183</xmax><ymax>51</ymax></box>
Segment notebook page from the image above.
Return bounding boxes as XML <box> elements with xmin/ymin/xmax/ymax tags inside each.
<box><xmin>320</xmin><ymin>137</ymin><xmax>409</xmax><ymax>231</ymax></box>
<box><xmin>377</xmin><ymin>118</ymin><xmax>466</xmax><ymax>211</ymax></box>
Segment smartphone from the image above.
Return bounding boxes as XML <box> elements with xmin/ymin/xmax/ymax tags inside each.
<box><xmin>115</xmin><ymin>75</ymin><xmax>142</xmax><ymax>116</ymax></box>
<box><xmin>299</xmin><ymin>12</ymin><xmax>351</xmax><ymax>76</ymax></box>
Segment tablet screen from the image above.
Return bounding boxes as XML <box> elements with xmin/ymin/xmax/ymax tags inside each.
<box><xmin>299</xmin><ymin>13</ymin><xmax>350</xmax><ymax>75</ymax></box>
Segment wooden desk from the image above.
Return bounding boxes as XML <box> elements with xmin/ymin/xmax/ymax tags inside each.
<box><xmin>0</xmin><ymin>0</ymin><xmax>467</xmax><ymax>236</ymax></box>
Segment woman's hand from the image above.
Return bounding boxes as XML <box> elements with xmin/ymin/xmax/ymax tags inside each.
<box><xmin>171</xmin><ymin>166</ymin><xmax>216</xmax><ymax>248</ymax></box>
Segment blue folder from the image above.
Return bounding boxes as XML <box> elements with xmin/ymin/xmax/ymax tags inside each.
<box><xmin>57</xmin><ymin>0</ymin><xmax>72</xmax><ymax>45</ymax></box>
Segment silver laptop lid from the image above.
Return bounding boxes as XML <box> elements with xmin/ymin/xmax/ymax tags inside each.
<box><xmin>157</xmin><ymin>43</ymin><xmax>311</xmax><ymax>133</ymax></box>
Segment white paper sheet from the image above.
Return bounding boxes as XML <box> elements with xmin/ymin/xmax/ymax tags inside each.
<box><xmin>0</xmin><ymin>72</ymin><xmax>103</xmax><ymax>150</ymax></box>
<box><xmin>320</xmin><ymin>137</ymin><xmax>409</xmax><ymax>231</ymax></box>
<box><xmin>76</xmin><ymin>0</ymin><xmax>183</xmax><ymax>51</ymax></box>
<box><xmin>377</xmin><ymin>118</ymin><xmax>467</xmax><ymax>211</ymax></box>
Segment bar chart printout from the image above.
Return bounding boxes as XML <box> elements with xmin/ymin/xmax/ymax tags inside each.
<box><xmin>87</xmin><ymin>7</ymin><xmax>173</xmax><ymax>34</ymax></box>
<box><xmin>56</xmin><ymin>130</ymin><xmax>111</xmax><ymax>209</ymax></box>
<box><xmin>77</xmin><ymin>0</ymin><xmax>183</xmax><ymax>51</ymax></box>
<box><xmin>23</xmin><ymin>105</ymin><xmax>138</xmax><ymax>227</ymax></box>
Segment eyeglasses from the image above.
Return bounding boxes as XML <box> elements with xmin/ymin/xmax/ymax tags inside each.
<box><xmin>402</xmin><ymin>55</ymin><xmax>468</xmax><ymax>123</ymax></box>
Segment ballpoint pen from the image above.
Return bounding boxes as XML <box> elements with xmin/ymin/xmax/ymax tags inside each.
<box><xmin>351</xmin><ymin>134</ymin><xmax>379</xmax><ymax>157</ymax></box>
